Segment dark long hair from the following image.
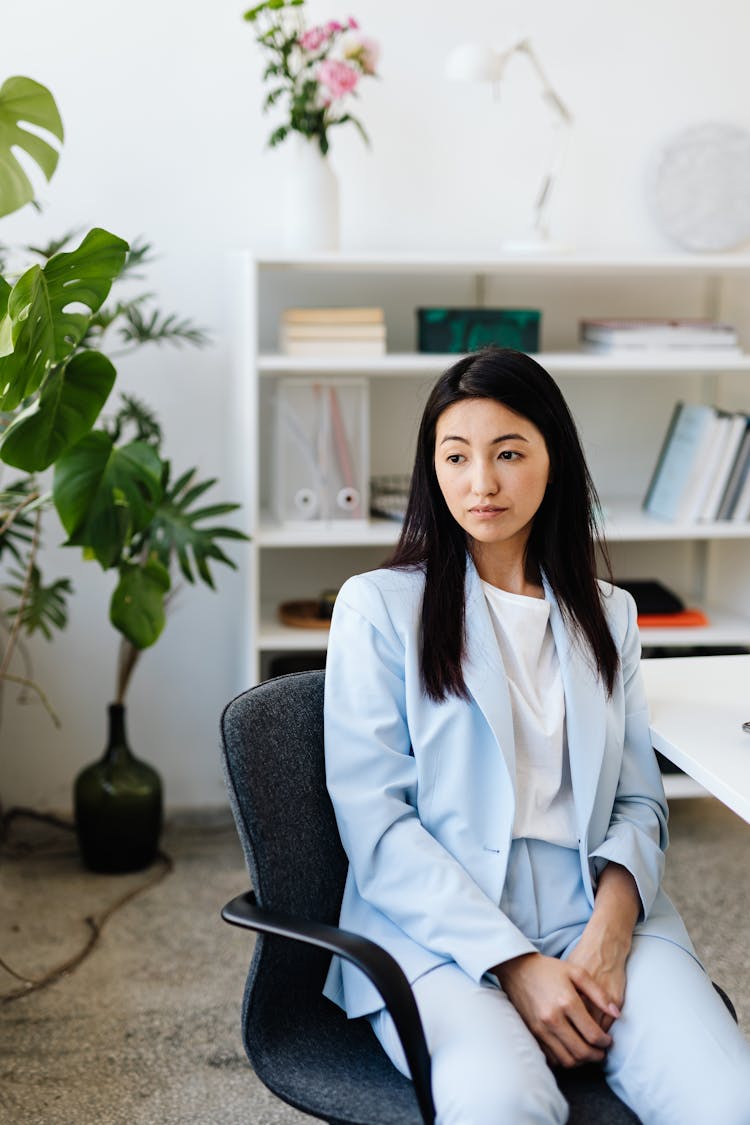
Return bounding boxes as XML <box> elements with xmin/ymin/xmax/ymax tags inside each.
<box><xmin>387</xmin><ymin>347</ymin><xmax>618</xmax><ymax>700</ymax></box>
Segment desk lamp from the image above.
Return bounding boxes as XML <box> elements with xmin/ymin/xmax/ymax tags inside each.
<box><xmin>445</xmin><ymin>40</ymin><xmax>573</xmax><ymax>251</ymax></box>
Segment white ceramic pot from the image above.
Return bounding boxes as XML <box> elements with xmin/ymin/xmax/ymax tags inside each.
<box><xmin>282</xmin><ymin>133</ymin><xmax>340</xmax><ymax>253</ymax></box>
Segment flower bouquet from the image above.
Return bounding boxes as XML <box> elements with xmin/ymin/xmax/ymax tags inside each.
<box><xmin>244</xmin><ymin>0</ymin><xmax>380</xmax><ymax>155</ymax></box>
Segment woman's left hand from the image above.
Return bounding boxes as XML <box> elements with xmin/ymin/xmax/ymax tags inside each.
<box><xmin>566</xmin><ymin>926</ymin><xmax>628</xmax><ymax>1033</ymax></box>
<box><xmin>566</xmin><ymin>861</ymin><xmax>641</xmax><ymax>1032</ymax></box>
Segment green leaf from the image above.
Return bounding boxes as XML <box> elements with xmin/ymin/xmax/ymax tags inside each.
<box><xmin>268</xmin><ymin>124</ymin><xmax>290</xmax><ymax>147</ymax></box>
<box><xmin>4</xmin><ymin>564</ymin><xmax>73</xmax><ymax>640</ymax></box>
<box><xmin>0</xmin><ymin>479</ymin><xmax>42</xmax><ymax>566</ymax></box>
<box><xmin>53</xmin><ymin>433</ymin><xmax>163</xmax><ymax>568</ymax></box>
<box><xmin>26</xmin><ymin>228</ymin><xmax>81</xmax><ymax>260</ymax></box>
<box><xmin>0</xmin><ymin>76</ymin><xmax>64</xmax><ymax>219</ymax></box>
<box><xmin>0</xmin><ymin>228</ymin><xmax>128</xmax><ymax>411</ymax></box>
<box><xmin>117</xmin><ymin>305</ymin><xmax>209</xmax><ymax>348</ymax></box>
<box><xmin>110</xmin><ymin>557</ymin><xmax>170</xmax><ymax>649</ymax></box>
<box><xmin>145</xmin><ymin>465</ymin><xmax>248</xmax><ymax>588</ymax></box>
<box><xmin>1</xmin><ymin>350</ymin><xmax>116</xmax><ymax>472</ymax></box>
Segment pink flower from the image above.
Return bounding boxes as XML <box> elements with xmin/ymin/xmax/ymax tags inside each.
<box><xmin>325</xmin><ymin>19</ymin><xmax>344</xmax><ymax>33</ymax></box>
<box><xmin>298</xmin><ymin>26</ymin><xmax>328</xmax><ymax>51</ymax></box>
<box><xmin>348</xmin><ymin>17</ymin><xmax>359</xmax><ymax>29</ymax></box>
<box><xmin>342</xmin><ymin>34</ymin><xmax>380</xmax><ymax>75</ymax></box>
<box><xmin>317</xmin><ymin>58</ymin><xmax>360</xmax><ymax>99</ymax></box>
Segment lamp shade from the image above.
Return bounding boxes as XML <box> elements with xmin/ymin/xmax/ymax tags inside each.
<box><xmin>444</xmin><ymin>43</ymin><xmax>504</xmax><ymax>83</ymax></box>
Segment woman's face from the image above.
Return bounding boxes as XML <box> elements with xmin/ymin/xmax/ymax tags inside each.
<box><xmin>434</xmin><ymin>397</ymin><xmax>551</xmax><ymax>557</ymax></box>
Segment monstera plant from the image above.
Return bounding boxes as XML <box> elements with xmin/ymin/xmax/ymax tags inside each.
<box><xmin>0</xmin><ymin>77</ymin><xmax>130</xmax><ymax>721</ymax></box>
<box><xmin>0</xmin><ymin>78</ymin><xmax>244</xmax><ymax>713</ymax></box>
<box><xmin>0</xmin><ymin>76</ymin><xmax>247</xmax><ymax>872</ymax></box>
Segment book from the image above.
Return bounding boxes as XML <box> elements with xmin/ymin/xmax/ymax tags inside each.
<box><xmin>281</xmin><ymin>322</ymin><xmax>386</xmax><ymax>340</ymax></box>
<box><xmin>580</xmin><ymin>318</ymin><xmax>738</xmax><ymax>349</ymax></box>
<box><xmin>730</xmin><ymin>448</ymin><xmax>750</xmax><ymax>521</ymax></box>
<box><xmin>279</xmin><ymin>322</ymin><xmax>386</xmax><ymax>355</ymax></box>
<box><xmin>582</xmin><ymin>339</ymin><xmax>741</xmax><ymax>354</ymax></box>
<box><xmin>717</xmin><ymin>424</ymin><xmax>750</xmax><ymax>518</ymax></box>
<box><xmin>681</xmin><ymin>411</ymin><xmax>731</xmax><ymax>522</ymax></box>
<box><xmin>698</xmin><ymin>412</ymin><xmax>750</xmax><ymax>521</ymax></box>
<box><xmin>643</xmin><ymin>403</ymin><xmax>719</xmax><ymax>521</ymax></box>
<box><xmin>282</xmin><ymin>306</ymin><xmax>384</xmax><ymax>325</ymax></box>
<box><xmin>279</xmin><ymin>338</ymin><xmax>387</xmax><ymax>357</ymax></box>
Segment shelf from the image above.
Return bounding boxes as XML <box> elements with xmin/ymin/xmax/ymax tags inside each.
<box><xmin>257</xmin><ymin>505</ymin><xmax>750</xmax><ymax>546</ymax></box>
<box><xmin>637</xmin><ymin>606</ymin><xmax>750</xmax><ymax>647</ymax></box>
<box><xmin>248</xmin><ymin>252</ymin><xmax>750</xmax><ymax>687</ymax></box>
<box><xmin>260</xmin><ymin>608</ymin><xmax>330</xmax><ymax>652</ymax></box>
<box><xmin>259</xmin><ymin>598</ymin><xmax>750</xmax><ymax>653</ymax></box>
<box><xmin>603</xmin><ymin>501</ymin><xmax>750</xmax><ymax>541</ymax></box>
<box><xmin>258</xmin><ymin>351</ymin><xmax>750</xmax><ymax>377</ymax></box>
<box><xmin>254</xmin><ymin>252</ymin><xmax>750</xmax><ymax>275</ymax></box>
<box><xmin>257</xmin><ymin>516</ymin><xmax>400</xmax><ymax>547</ymax></box>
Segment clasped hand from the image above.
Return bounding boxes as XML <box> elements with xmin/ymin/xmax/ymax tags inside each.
<box><xmin>494</xmin><ymin>950</ymin><xmax>623</xmax><ymax>1070</ymax></box>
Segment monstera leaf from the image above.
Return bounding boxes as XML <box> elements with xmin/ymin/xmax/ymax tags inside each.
<box><xmin>110</xmin><ymin>557</ymin><xmax>170</xmax><ymax>649</ymax></box>
<box><xmin>0</xmin><ymin>76</ymin><xmax>64</xmax><ymax>219</ymax></box>
<box><xmin>0</xmin><ymin>228</ymin><xmax>128</xmax><ymax>411</ymax></box>
<box><xmin>1</xmin><ymin>350</ymin><xmax>116</xmax><ymax>472</ymax></box>
<box><xmin>53</xmin><ymin>433</ymin><xmax>163</xmax><ymax>568</ymax></box>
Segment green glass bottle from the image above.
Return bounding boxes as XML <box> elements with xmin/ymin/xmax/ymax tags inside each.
<box><xmin>74</xmin><ymin>704</ymin><xmax>163</xmax><ymax>873</ymax></box>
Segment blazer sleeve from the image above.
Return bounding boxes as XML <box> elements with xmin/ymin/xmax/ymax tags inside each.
<box><xmin>324</xmin><ymin>577</ymin><xmax>537</xmax><ymax>982</ymax></box>
<box><xmin>588</xmin><ymin>589</ymin><xmax>668</xmax><ymax>921</ymax></box>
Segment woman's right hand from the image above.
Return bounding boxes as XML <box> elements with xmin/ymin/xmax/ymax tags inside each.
<box><xmin>493</xmin><ymin>951</ymin><xmax>621</xmax><ymax>1069</ymax></box>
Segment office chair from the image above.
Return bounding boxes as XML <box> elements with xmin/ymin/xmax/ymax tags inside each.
<box><xmin>219</xmin><ymin>670</ymin><xmax>734</xmax><ymax>1125</ymax></box>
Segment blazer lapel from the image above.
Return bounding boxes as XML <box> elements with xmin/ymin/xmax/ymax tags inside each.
<box><xmin>544</xmin><ymin>577</ymin><xmax>607</xmax><ymax>844</ymax></box>
<box><xmin>462</xmin><ymin>559</ymin><xmax>516</xmax><ymax>786</ymax></box>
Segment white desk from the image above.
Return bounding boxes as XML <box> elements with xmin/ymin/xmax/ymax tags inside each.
<box><xmin>641</xmin><ymin>655</ymin><xmax>750</xmax><ymax>824</ymax></box>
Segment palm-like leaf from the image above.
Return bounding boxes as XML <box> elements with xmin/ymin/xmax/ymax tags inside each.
<box><xmin>143</xmin><ymin>465</ymin><xmax>248</xmax><ymax>588</ymax></box>
<box><xmin>0</xmin><ymin>77</ymin><xmax>64</xmax><ymax>219</ymax></box>
<box><xmin>0</xmin><ymin>480</ymin><xmax>47</xmax><ymax>565</ymax></box>
<box><xmin>118</xmin><ymin>305</ymin><xmax>209</xmax><ymax>348</ymax></box>
<box><xmin>4</xmin><ymin>564</ymin><xmax>72</xmax><ymax>640</ymax></box>
<box><xmin>106</xmin><ymin>392</ymin><xmax>163</xmax><ymax>448</ymax></box>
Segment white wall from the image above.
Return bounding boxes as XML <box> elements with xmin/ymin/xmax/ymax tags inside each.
<box><xmin>2</xmin><ymin>0</ymin><xmax>749</xmax><ymax>809</ymax></box>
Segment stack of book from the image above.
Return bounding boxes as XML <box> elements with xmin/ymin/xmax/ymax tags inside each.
<box><xmin>580</xmin><ymin>318</ymin><xmax>740</xmax><ymax>354</ymax></box>
<box><xmin>643</xmin><ymin>402</ymin><xmax>750</xmax><ymax>522</ymax></box>
<box><xmin>279</xmin><ymin>307</ymin><xmax>386</xmax><ymax>356</ymax></box>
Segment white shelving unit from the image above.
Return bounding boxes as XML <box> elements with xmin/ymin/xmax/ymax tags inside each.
<box><xmin>239</xmin><ymin>253</ymin><xmax>750</xmax><ymax>802</ymax></box>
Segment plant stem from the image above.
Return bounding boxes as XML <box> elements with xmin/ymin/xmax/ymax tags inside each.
<box><xmin>1</xmin><ymin>673</ymin><xmax>61</xmax><ymax>727</ymax></box>
<box><xmin>0</xmin><ymin>491</ymin><xmax>40</xmax><ymax>537</ymax></box>
<box><xmin>115</xmin><ymin>638</ymin><xmax>141</xmax><ymax>705</ymax></box>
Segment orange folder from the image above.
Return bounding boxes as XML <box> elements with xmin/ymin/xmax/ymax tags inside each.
<box><xmin>637</xmin><ymin>609</ymin><xmax>709</xmax><ymax>628</ymax></box>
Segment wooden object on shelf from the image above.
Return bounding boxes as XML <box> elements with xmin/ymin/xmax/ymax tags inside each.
<box><xmin>278</xmin><ymin>600</ymin><xmax>332</xmax><ymax>630</ymax></box>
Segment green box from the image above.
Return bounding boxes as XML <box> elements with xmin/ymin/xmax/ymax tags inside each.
<box><xmin>417</xmin><ymin>307</ymin><xmax>541</xmax><ymax>354</ymax></box>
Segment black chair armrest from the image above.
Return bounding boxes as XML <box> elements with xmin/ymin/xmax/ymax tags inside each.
<box><xmin>222</xmin><ymin>890</ymin><xmax>435</xmax><ymax>1125</ymax></box>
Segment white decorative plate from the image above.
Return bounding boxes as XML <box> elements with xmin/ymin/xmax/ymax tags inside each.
<box><xmin>647</xmin><ymin>122</ymin><xmax>750</xmax><ymax>252</ymax></box>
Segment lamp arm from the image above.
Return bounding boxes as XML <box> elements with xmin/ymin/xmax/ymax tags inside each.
<box><xmin>498</xmin><ymin>38</ymin><xmax>573</xmax><ymax>242</ymax></box>
<box><xmin>513</xmin><ymin>38</ymin><xmax>573</xmax><ymax>124</ymax></box>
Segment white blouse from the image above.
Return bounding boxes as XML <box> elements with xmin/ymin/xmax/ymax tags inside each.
<box><xmin>481</xmin><ymin>581</ymin><xmax>578</xmax><ymax>848</ymax></box>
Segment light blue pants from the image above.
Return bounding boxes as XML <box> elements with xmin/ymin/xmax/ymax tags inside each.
<box><xmin>369</xmin><ymin>838</ymin><xmax>750</xmax><ymax>1125</ymax></box>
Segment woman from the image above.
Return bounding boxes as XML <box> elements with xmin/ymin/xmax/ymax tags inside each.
<box><xmin>322</xmin><ymin>348</ymin><xmax>750</xmax><ymax>1124</ymax></box>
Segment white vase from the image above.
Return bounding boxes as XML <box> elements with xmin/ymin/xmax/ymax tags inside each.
<box><xmin>282</xmin><ymin>134</ymin><xmax>340</xmax><ymax>253</ymax></box>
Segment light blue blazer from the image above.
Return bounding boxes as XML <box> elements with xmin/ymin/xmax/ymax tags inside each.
<box><xmin>323</xmin><ymin>560</ymin><xmax>697</xmax><ymax>1019</ymax></box>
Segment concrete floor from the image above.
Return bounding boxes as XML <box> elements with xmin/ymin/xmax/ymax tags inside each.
<box><xmin>1</xmin><ymin>798</ymin><xmax>749</xmax><ymax>1125</ymax></box>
